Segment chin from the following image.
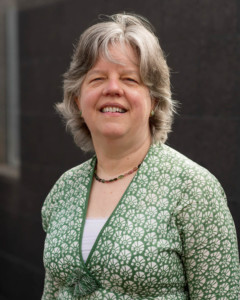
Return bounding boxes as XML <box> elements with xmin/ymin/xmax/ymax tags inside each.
<box><xmin>98</xmin><ymin>125</ymin><xmax>127</xmax><ymax>138</ymax></box>
<box><xmin>102</xmin><ymin>131</ymin><xmax>126</xmax><ymax>139</ymax></box>
<box><xmin>99</xmin><ymin>127</ymin><xmax>128</xmax><ymax>139</ymax></box>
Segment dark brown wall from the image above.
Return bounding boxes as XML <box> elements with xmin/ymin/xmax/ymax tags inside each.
<box><xmin>0</xmin><ymin>1</ymin><xmax>239</xmax><ymax>299</ymax></box>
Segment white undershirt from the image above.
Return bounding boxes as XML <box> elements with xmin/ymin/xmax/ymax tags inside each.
<box><xmin>82</xmin><ymin>218</ymin><xmax>108</xmax><ymax>262</ymax></box>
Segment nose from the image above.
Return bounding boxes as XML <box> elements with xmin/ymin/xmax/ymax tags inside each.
<box><xmin>102</xmin><ymin>78</ymin><xmax>123</xmax><ymax>97</ymax></box>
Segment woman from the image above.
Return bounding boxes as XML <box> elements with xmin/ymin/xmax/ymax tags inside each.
<box><xmin>42</xmin><ymin>13</ymin><xmax>240</xmax><ymax>299</ymax></box>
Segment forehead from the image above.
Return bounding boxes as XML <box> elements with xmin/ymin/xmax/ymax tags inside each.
<box><xmin>92</xmin><ymin>43</ymin><xmax>139</xmax><ymax>70</ymax></box>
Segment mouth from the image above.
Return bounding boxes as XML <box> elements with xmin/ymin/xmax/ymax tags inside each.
<box><xmin>100</xmin><ymin>106</ymin><xmax>127</xmax><ymax>113</ymax></box>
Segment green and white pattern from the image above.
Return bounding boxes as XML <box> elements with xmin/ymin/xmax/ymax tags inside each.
<box><xmin>42</xmin><ymin>144</ymin><xmax>240</xmax><ymax>299</ymax></box>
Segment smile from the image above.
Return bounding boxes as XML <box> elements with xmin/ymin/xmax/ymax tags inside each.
<box><xmin>101</xmin><ymin>107</ymin><xmax>126</xmax><ymax>113</ymax></box>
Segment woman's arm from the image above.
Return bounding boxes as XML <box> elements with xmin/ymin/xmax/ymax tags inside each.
<box><xmin>41</xmin><ymin>271</ymin><xmax>59</xmax><ymax>300</ymax></box>
<box><xmin>176</xmin><ymin>177</ymin><xmax>240</xmax><ymax>299</ymax></box>
<box><xmin>41</xmin><ymin>175</ymin><xmax>65</xmax><ymax>299</ymax></box>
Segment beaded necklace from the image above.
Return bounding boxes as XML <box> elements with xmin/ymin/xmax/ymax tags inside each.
<box><xmin>94</xmin><ymin>162</ymin><xmax>142</xmax><ymax>183</ymax></box>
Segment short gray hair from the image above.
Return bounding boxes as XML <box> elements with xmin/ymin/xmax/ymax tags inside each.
<box><xmin>56</xmin><ymin>13</ymin><xmax>176</xmax><ymax>152</ymax></box>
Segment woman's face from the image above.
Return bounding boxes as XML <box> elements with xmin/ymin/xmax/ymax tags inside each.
<box><xmin>76</xmin><ymin>44</ymin><xmax>154</xmax><ymax>146</ymax></box>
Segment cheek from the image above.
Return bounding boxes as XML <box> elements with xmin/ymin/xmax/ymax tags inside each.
<box><xmin>131</xmin><ymin>91</ymin><xmax>152</xmax><ymax>113</ymax></box>
<box><xmin>79</xmin><ymin>90</ymin><xmax>99</xmax><ymax>110</ymax></box>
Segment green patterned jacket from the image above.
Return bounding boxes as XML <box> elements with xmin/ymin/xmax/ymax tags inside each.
<box><xmin>42</xmin><ymin>144</ymin><xmax>240</xmax><ymax>299</ymax></box>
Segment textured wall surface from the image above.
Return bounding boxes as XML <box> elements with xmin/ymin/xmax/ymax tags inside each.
<box><xmin>0</xmin><ymin>0</ymin><xmax>239</xmax><ymax>299</ymax></box>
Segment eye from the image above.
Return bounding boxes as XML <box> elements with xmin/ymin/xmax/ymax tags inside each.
<box><xmin>91</xmin><ymin>77</ymin><xmax>104</xmax><ymax>82</ymax></box>
<box><xmin>124</xmin><ymin>77</ymin><xmax>138</xmax><ymax>83</ymax></box>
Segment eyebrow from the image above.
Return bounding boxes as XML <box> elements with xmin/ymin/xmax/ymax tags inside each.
<box><xmin>87</xmin><ymin>70</ymin><xmax>103</xmax><ymax>76</ymax></box>
<box><xmin>87</xmin><ymin>69</ymin><xmax>139</xmax><ymax>76</ymax></box>
<box><xmin>121</xmin><ymin>70</ymin><xmax>139</xmax><ymax>75</ymax></box>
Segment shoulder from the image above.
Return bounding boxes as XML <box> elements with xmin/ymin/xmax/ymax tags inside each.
<box><xmin>46</xmin><ymin>156</ymin><xmax>96</xmax><ymax>200</ymax></box>
<box><xmin>55</xmin><ymin>156</ymin><xmax>95</xmax><ymax>187</ymax></box>
<box><xmin>147</xmin><ymin>143</ymin><xmax>226</xmax><ymax>207</ymax></box>
<box><xmin>150</xmin><ymin>143</ymin><xmax>220</xmax><ymax>185</ymax></box>
<box><xmin>41</xmin><ymin>156</ymin><xmax>95</xmax><ymax>232</ymax></box>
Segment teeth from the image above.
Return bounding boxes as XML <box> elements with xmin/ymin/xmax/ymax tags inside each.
<box><xmin>102</xmin><ymin>107</ymin><xmax>125</xmax><ymax>113</ymax></box>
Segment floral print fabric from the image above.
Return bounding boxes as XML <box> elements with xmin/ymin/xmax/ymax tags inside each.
<box><xmin>42</xmin><ymin>144</ymin><xmax>240</xmax><ymax>299</ymax></box>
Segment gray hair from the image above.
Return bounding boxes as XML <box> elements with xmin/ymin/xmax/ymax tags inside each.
<box><xmin>56</xmin><ymin>13</ymin><xmax>176</xmax><ymax>152</ymax></box>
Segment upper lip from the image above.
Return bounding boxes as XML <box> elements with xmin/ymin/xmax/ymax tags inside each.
<box><xmin>99</xmin><ymin>103</ymin><xmax>127</xmax><ymax>111</ymax></box>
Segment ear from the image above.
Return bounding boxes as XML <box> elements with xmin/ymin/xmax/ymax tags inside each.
<box><xmin>151</xmin><ymin>97</ymin><xmax>157</xmax><ymax>111</ymax></box>
<box><xmin>74</xmin><ymin>96</ymin><xmax>81</xmax><ymax>110</ymax></box>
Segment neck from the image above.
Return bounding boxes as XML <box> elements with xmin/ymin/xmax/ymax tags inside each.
<box><xmin>92</xmin><ymin>133</ymin><xmax>151</xmax><ymax>179</ymax></box>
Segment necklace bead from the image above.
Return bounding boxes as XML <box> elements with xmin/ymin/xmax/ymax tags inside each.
<box><xmin>94</xmin><ymin>163</ymin><xmax>141</xmax><ymax>183</ymax></box>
